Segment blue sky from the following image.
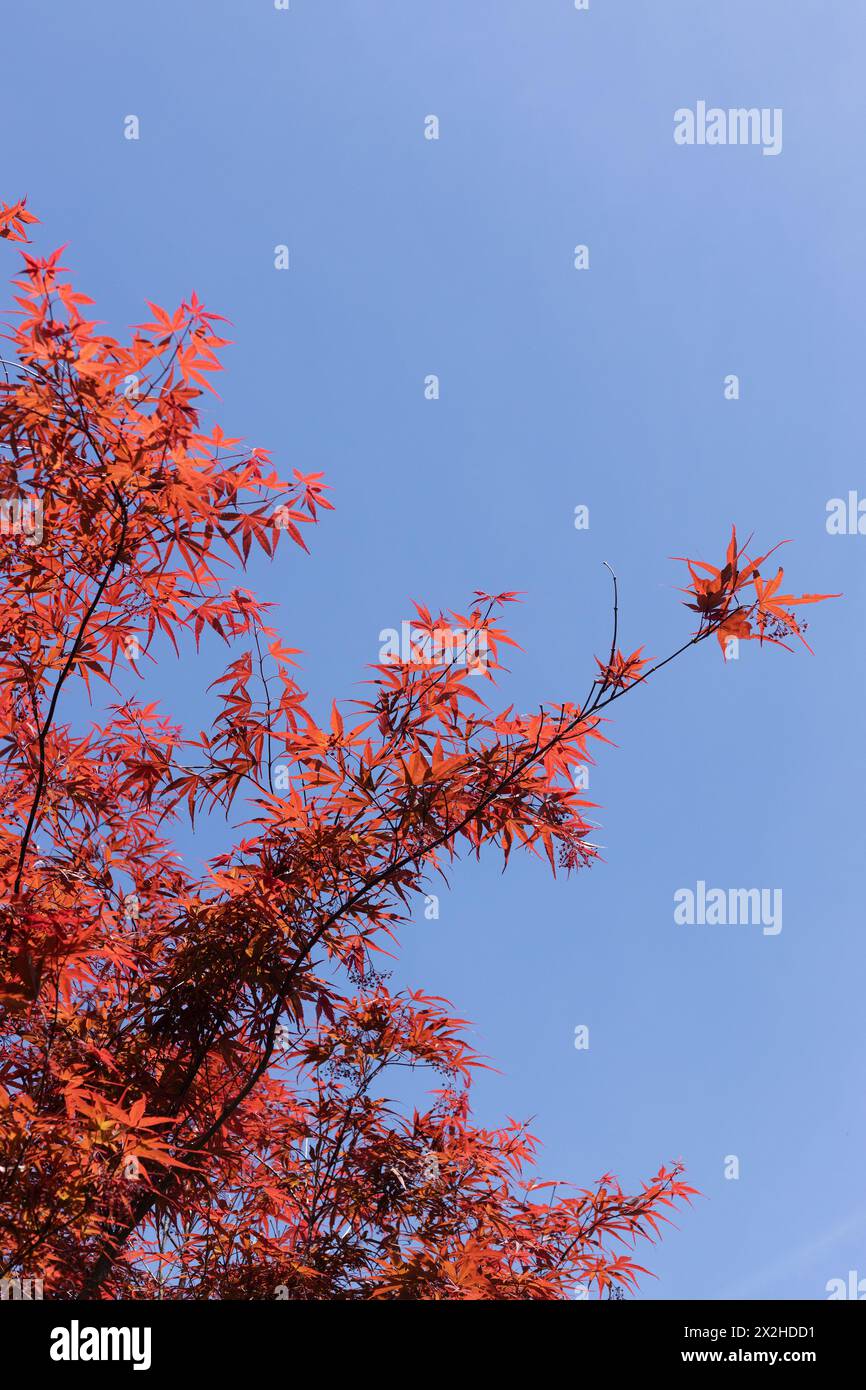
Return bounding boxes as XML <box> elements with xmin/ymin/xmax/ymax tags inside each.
<box><xmin>5</xmin><ymin>0</ymin><xmax>865</xmax><ymax>1298</ymax></box>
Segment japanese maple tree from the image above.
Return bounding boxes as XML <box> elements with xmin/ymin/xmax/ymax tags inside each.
<box><xmin>0</xmin><ymin>199</ymin><xmax>832</xmax><ymax>1300</ymax></box>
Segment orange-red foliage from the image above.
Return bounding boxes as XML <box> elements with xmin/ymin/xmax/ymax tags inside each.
<box><xmin>0</xmin><ymin>204</ymin><xmax>830</xmax><ymax>1298</ymax></box>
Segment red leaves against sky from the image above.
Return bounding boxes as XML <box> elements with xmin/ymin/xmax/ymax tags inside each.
<box><xmin>677</xmin><ymin>525</ymin><xmax>838</xmax><ymax>656</ymax></box>
<box><xmin>594</xmin><ymin>645</ymin><xmax>651</xmax><ymax>691</ymax></box>
<box><xmin>0</xmin><ymin>198</ymin><xmax>37</xmax><ymax>244</ymax></box>
<box><xmin>0</xmin><ymin>205</ymin><xmax>829</xmax><ymax>1300</ymax></box>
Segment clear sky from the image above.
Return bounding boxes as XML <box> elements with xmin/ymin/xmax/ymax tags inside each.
<box><xmin>5</xmin><ymin>0</ymin><xmax>865</xmax><ymax>1299</ymax></box>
